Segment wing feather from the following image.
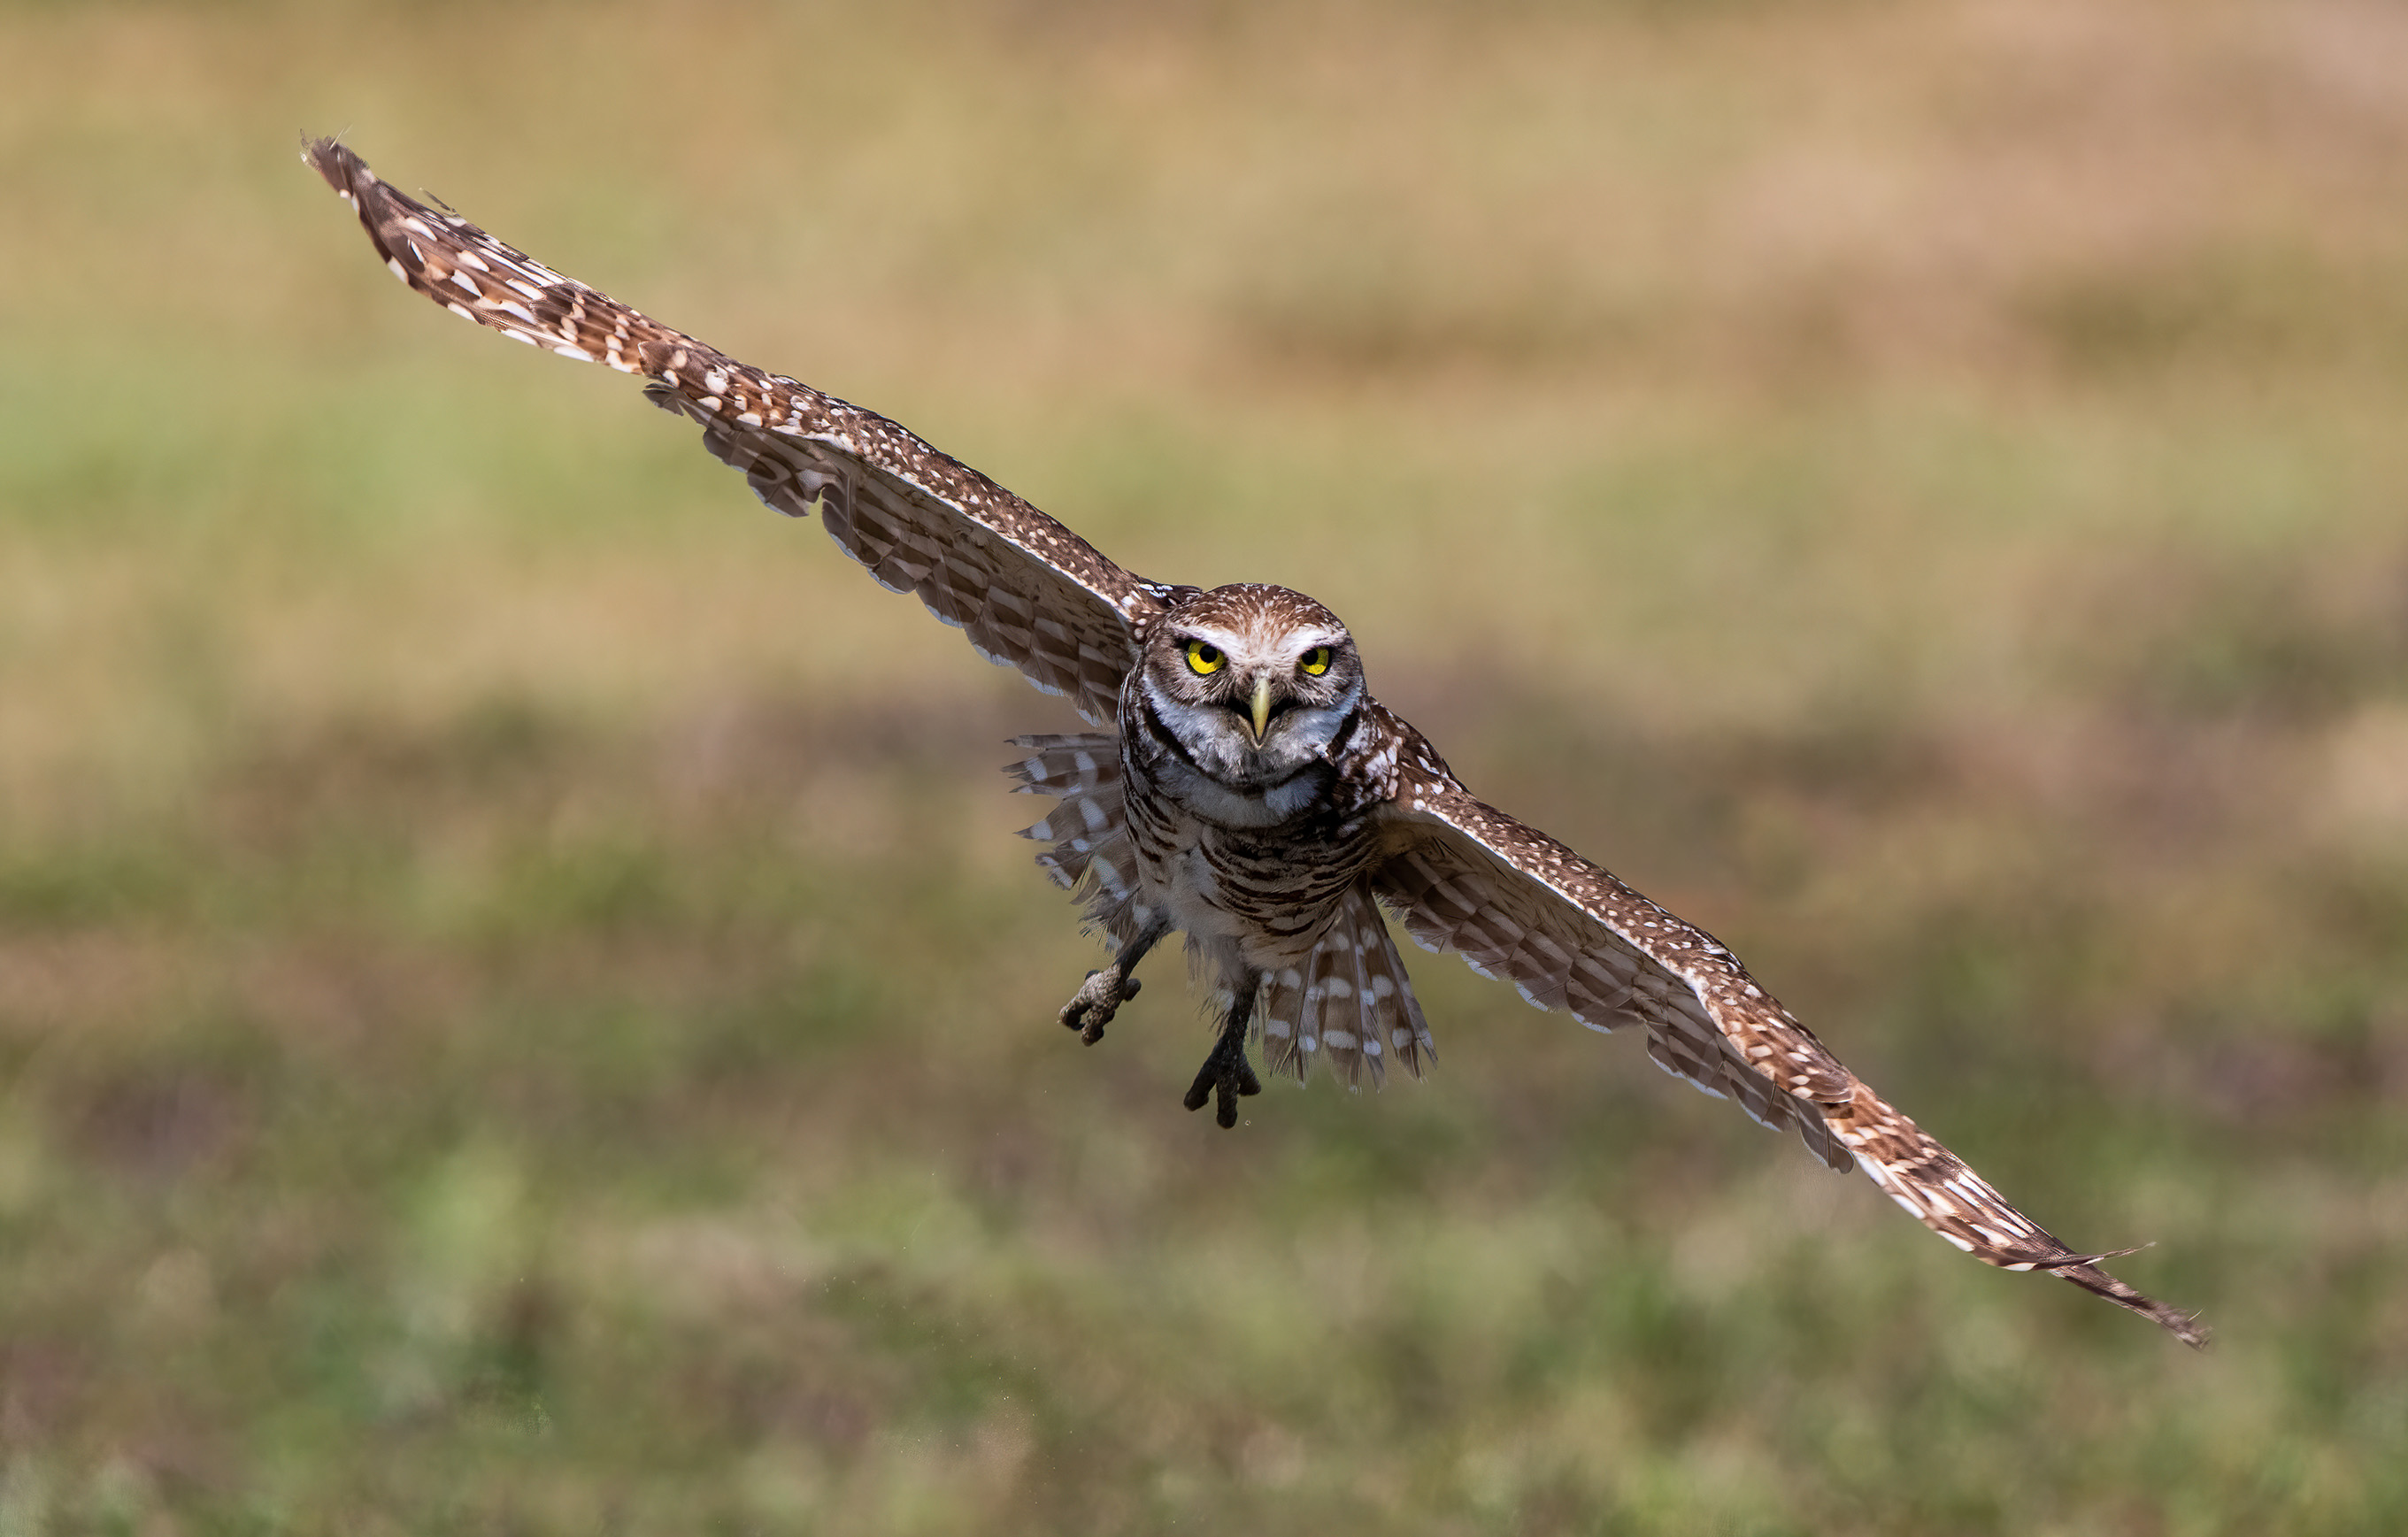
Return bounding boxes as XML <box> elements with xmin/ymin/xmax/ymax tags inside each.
<box><xmin>306</xmin><ymin>138</ymin><xmax>1159</xmax><ymax>725</ymax></box>
<box><xmin>1369</xmin><ymin>724</ymin><xmax>2204</xmax><ymax>1347</ymax></box>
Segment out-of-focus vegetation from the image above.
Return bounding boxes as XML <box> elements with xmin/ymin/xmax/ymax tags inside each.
<box><xmin>3</xmin><ymin>0</ymin><xmax>2405</xmax><ymax>1530</ymax></box>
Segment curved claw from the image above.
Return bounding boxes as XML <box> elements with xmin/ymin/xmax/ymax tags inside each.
<box><xmin>1182</xmin><ymin>1038</ymin><xmax>1263</xmax><ymax>1128</ymax></box>
<box><xmin>1058</xmin><ymin>968</ymin><xmax>1142</xmax><ymax>1045</ymax></box>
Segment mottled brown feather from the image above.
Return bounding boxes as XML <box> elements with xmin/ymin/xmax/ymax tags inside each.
<box><xmin>1368</xmin><ymin>726</ymin><xmax>2205</xmax><ymax>1347</ymax></box>
<box><xmin>304</xmin><ymin>138</ymin><xmax>1159</xmax><ymax>726</ymax></box>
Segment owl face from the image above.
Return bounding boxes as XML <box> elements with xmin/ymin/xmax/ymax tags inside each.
<box><xmin>1137</xmin><ymin>584</ymin><xmax>1364</xmax><ymax>795</ymax></box>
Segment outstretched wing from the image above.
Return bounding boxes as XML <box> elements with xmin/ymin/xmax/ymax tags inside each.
<box><xmin>1369</xmin><ymin>725</ymin><xmax>2205</xmax><ymax>1347</ymax></box>
<box><xmin>306</xmin><ymin>139</ymin><xmax>1161</xmax><ymax>726</ymax></box>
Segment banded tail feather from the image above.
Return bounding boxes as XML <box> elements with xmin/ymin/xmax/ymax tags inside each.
<box><xmin>1255</xmin><ymin>884</ymin><xmax>1435</xmax><ymax>1088</ymax></box>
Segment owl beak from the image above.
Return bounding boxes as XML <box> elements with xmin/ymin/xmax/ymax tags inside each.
<box><xmin>1249</xmin><ymin>674</ymin><xmax>1273</xmax><ymax>742</ymax></box>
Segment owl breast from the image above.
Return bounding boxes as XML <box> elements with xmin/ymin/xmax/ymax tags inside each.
<box><xmin>1119</xmin><ymin>688</ymin><xmax>1381</xmax><ymax>978</ymax></box>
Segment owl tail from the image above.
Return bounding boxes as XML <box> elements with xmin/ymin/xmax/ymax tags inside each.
<box><xmin>1255</xmin><ymin>884</ymin><xmax>1436</xmax><ymax>1090</ymax></box>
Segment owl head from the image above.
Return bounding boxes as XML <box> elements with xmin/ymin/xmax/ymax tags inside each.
<box><xmin>1137</xmin><ymin>583</ymin><xmax>1364</xmax><ymax>788</ymax></box>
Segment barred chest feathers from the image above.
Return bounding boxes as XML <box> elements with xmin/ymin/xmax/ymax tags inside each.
<box><xmin>1005</xmin><ymin>583</ymin><xmax>1438</xmax><ymax>1091</ymax></box>
<box><xmin>1116</xmin><ymin>585</ymin><xmax>1377</xmax><ymax>957</ymax></box>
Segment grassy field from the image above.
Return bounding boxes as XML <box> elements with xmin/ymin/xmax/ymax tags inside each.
<box><xmin>4</xmin><ymin>1</ymin><xmax>2406</xmax><ymax>1531</ymax></box>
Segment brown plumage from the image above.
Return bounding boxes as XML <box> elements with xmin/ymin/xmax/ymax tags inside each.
<box><xmin>305</xmin><ymin>138</ymin><xmax>2204</xmax><ymax>1348</ymax></box>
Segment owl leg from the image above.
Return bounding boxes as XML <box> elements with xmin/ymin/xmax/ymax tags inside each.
<box><xmin>1058</xmin><ymin>914</ymin><xmax>1170</xmax><ymax>1045</ymax></box>
<box><xmin>1182</xmin><ymin>973</ymin><xmax>1265</xmax><ymax>1129</ymax></box>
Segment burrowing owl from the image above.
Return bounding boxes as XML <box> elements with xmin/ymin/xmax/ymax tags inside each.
<box><xmin>307</xmin><ymin>140</ymin><xmax>2202</xmax><ymax>1346</ymax></box>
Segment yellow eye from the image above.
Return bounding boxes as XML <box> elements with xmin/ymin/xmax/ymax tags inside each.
<box><xmin>1184</xmin><ymin>639</ymin><xmax>1224</xmax><ymax>675</ymax></box>
<box><xmin>1300</xmin><ymin>645</ymin><xmax>1333</xmax><ymax>676</ymax></box>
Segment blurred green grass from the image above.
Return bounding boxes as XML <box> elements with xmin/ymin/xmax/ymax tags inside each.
<box><xmin>4</xmin><ymin>0</ymin><xmax>2407</xmax><ymax>1531</ymax></box>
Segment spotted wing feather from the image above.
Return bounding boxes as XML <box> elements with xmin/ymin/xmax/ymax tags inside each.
<box><xmin>1823</xmin><ymin>1081</ymin><xmax>2196</xmax><ymax>1336</ymax></box>
<box><xmin>1375</xmin><ymin>813</ymin><xmax>1852</xmax><ymax>1172</ymax></box>
<box><xmin>1368</xmin><ymin>732</ymin><xmax>2204</xmax><ymax>1347</ymax></box>
<box><xmin>307</xmin><ymin>139</ymin><xmax>1159</xmax><ymax>726</ymax></box>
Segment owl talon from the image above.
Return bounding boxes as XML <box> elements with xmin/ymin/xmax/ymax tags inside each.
<box><xmin>1058</xmin><ymin>967</ymin><xmax>1143</xmax><ymax>1044</ymax></box>
<box><xmin>1058</xmin><ymin>919</ymin><xmax>1169</xmax><ymax>1045</ymax></box>
<box><xmin>1181</xmin><ymin>1034</ymin><xmax>1261</xmax><ymax>1129</ymax></box>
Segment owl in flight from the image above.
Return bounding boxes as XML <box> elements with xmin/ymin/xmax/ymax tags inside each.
<box><xmin>307</xmin><ymin>140</ymin><xmax>2201</xmax><ymax>1346</ymax></box>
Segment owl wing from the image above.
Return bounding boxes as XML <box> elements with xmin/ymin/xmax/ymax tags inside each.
<box><xmin>307</xmin><ymin>140</ymin><xmax>1161</xmax><ymax>726</ymax></box>
<box><xmin>1366</xmin><ymin>719</ymin><xmax>2204</xmax><ymax>1346</ymax></box>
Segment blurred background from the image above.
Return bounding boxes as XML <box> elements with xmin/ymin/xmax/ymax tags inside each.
<box><xmin>4</xmin><ymin>0</ymin><xmax>2404</xmax><ymax>1530</ymax></box>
